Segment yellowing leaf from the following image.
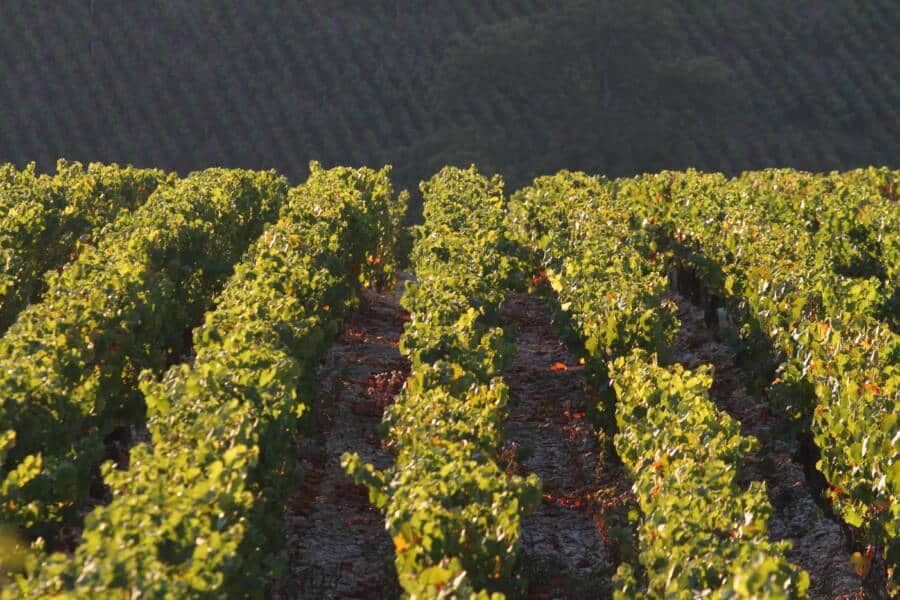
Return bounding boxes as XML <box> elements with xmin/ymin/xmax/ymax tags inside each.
<box><xmin>393</xmin><ymin>532</ymin><xmax>411</xmax><ymax>554</ymax></box>
<box><xmin>850</xmin><ymin>551</ymin><xmax>872</xmax><ymax>578</ymax></box>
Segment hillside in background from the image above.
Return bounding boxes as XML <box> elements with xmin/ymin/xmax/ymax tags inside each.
<box><xmin>2</xmin><ymin>0</ymin><xmax>898</xmax><ymax>204</ymax></box>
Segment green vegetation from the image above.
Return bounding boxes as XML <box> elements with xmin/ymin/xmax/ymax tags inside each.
<box><xmin>611</xmin><ymin>353</ymin><xmax>808</xmax><ymax>598</ymax></box>
<box><xmin>617</xmin><ymin>167</ymin><xmax>898</xmax><ymax>589</ymax></box>
<box><xmin>509</xmin><ymin>171</ymin><xmax>808</xmax><ymax>596</ymax></box>
<box><xmin>0</xmin><ymin>160</ymin><xmax>170</xmax><ymax>332</ymax></box>
<box><xmin>0</xmin><ymin>158</ymin><xmax>895</xmax><ymax>597</ymax></box>
<box><xmin>345</xmin><ymin>166</ymin><xmax>540</xmax><ymax>597</ymax></box>
<box><xmin>0</xmin><ymin>168</ymin><xmax>287</xmax><ymax>545</ymax></box>
<box><xmin>2</xmin><ymin>162</ymin><xmax>405</xmax><ymax>597</ymax></box>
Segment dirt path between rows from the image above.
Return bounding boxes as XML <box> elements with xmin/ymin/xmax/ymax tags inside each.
<box><xmin>669</xmin><ymin>290</ymin><xmax>871</xmax><ymax>599</ymax></box>
<box><xmin>277</xmin><ymin>288</ymin><xmax>409</xmax><ymax>599</ymax></box>
<box><xmin>274</xmin><ymin>284</ymin><xmax>867</xmax><ymax>599</ymax></box>
<box><xmin>501</xmin><ymin>292</ymin><xmax>632</xmax><ymax>599</ymax></box>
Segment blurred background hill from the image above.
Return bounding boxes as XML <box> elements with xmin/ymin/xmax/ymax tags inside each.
<box><xmin>1</xmin><ymin>0</ymin><xmax>898</xmax><ymax>207</ymax></box>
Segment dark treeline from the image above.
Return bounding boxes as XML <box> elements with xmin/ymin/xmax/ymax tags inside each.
<box><xmin>1</xmin><ymin>0</ymin><xmax>897</xmax><ymax>214</ymax></box>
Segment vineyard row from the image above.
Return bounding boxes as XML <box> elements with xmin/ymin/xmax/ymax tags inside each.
<box><xmin>0</xmin><ymin>161</ymin><xmax>896</xmax><ymax>597</ymax></box>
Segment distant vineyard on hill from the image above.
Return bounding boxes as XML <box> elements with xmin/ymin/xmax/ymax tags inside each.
<box><xmin>1</xmin><ymin>1</ymin><xmax>898</xmax><ymax>198</ymax></box>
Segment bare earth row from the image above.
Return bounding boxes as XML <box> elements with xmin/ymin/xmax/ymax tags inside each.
<box><xmin>278</xmin><ymin>286</ymin><xmax>876</xmax><ymax>598</ymax></box>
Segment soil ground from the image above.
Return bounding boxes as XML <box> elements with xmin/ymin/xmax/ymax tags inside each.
<box><xmin>501</xmin><ymin>292</ymin><xmax>632</xmax><ymax>599</ymax></box>
<box><xmin>278</xmin><ymin>288</ymin><xmax>409</xmax><ymax>599</ymax></box>
<box><xmin>274</xmin><ymin>284</ymin><xmax>879</xmax><ymax>599</ymax></box>
<box><xmin>669</xmin><ymin>290</ymin><xmax>872</xmax><ymax>599</ymax></box>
